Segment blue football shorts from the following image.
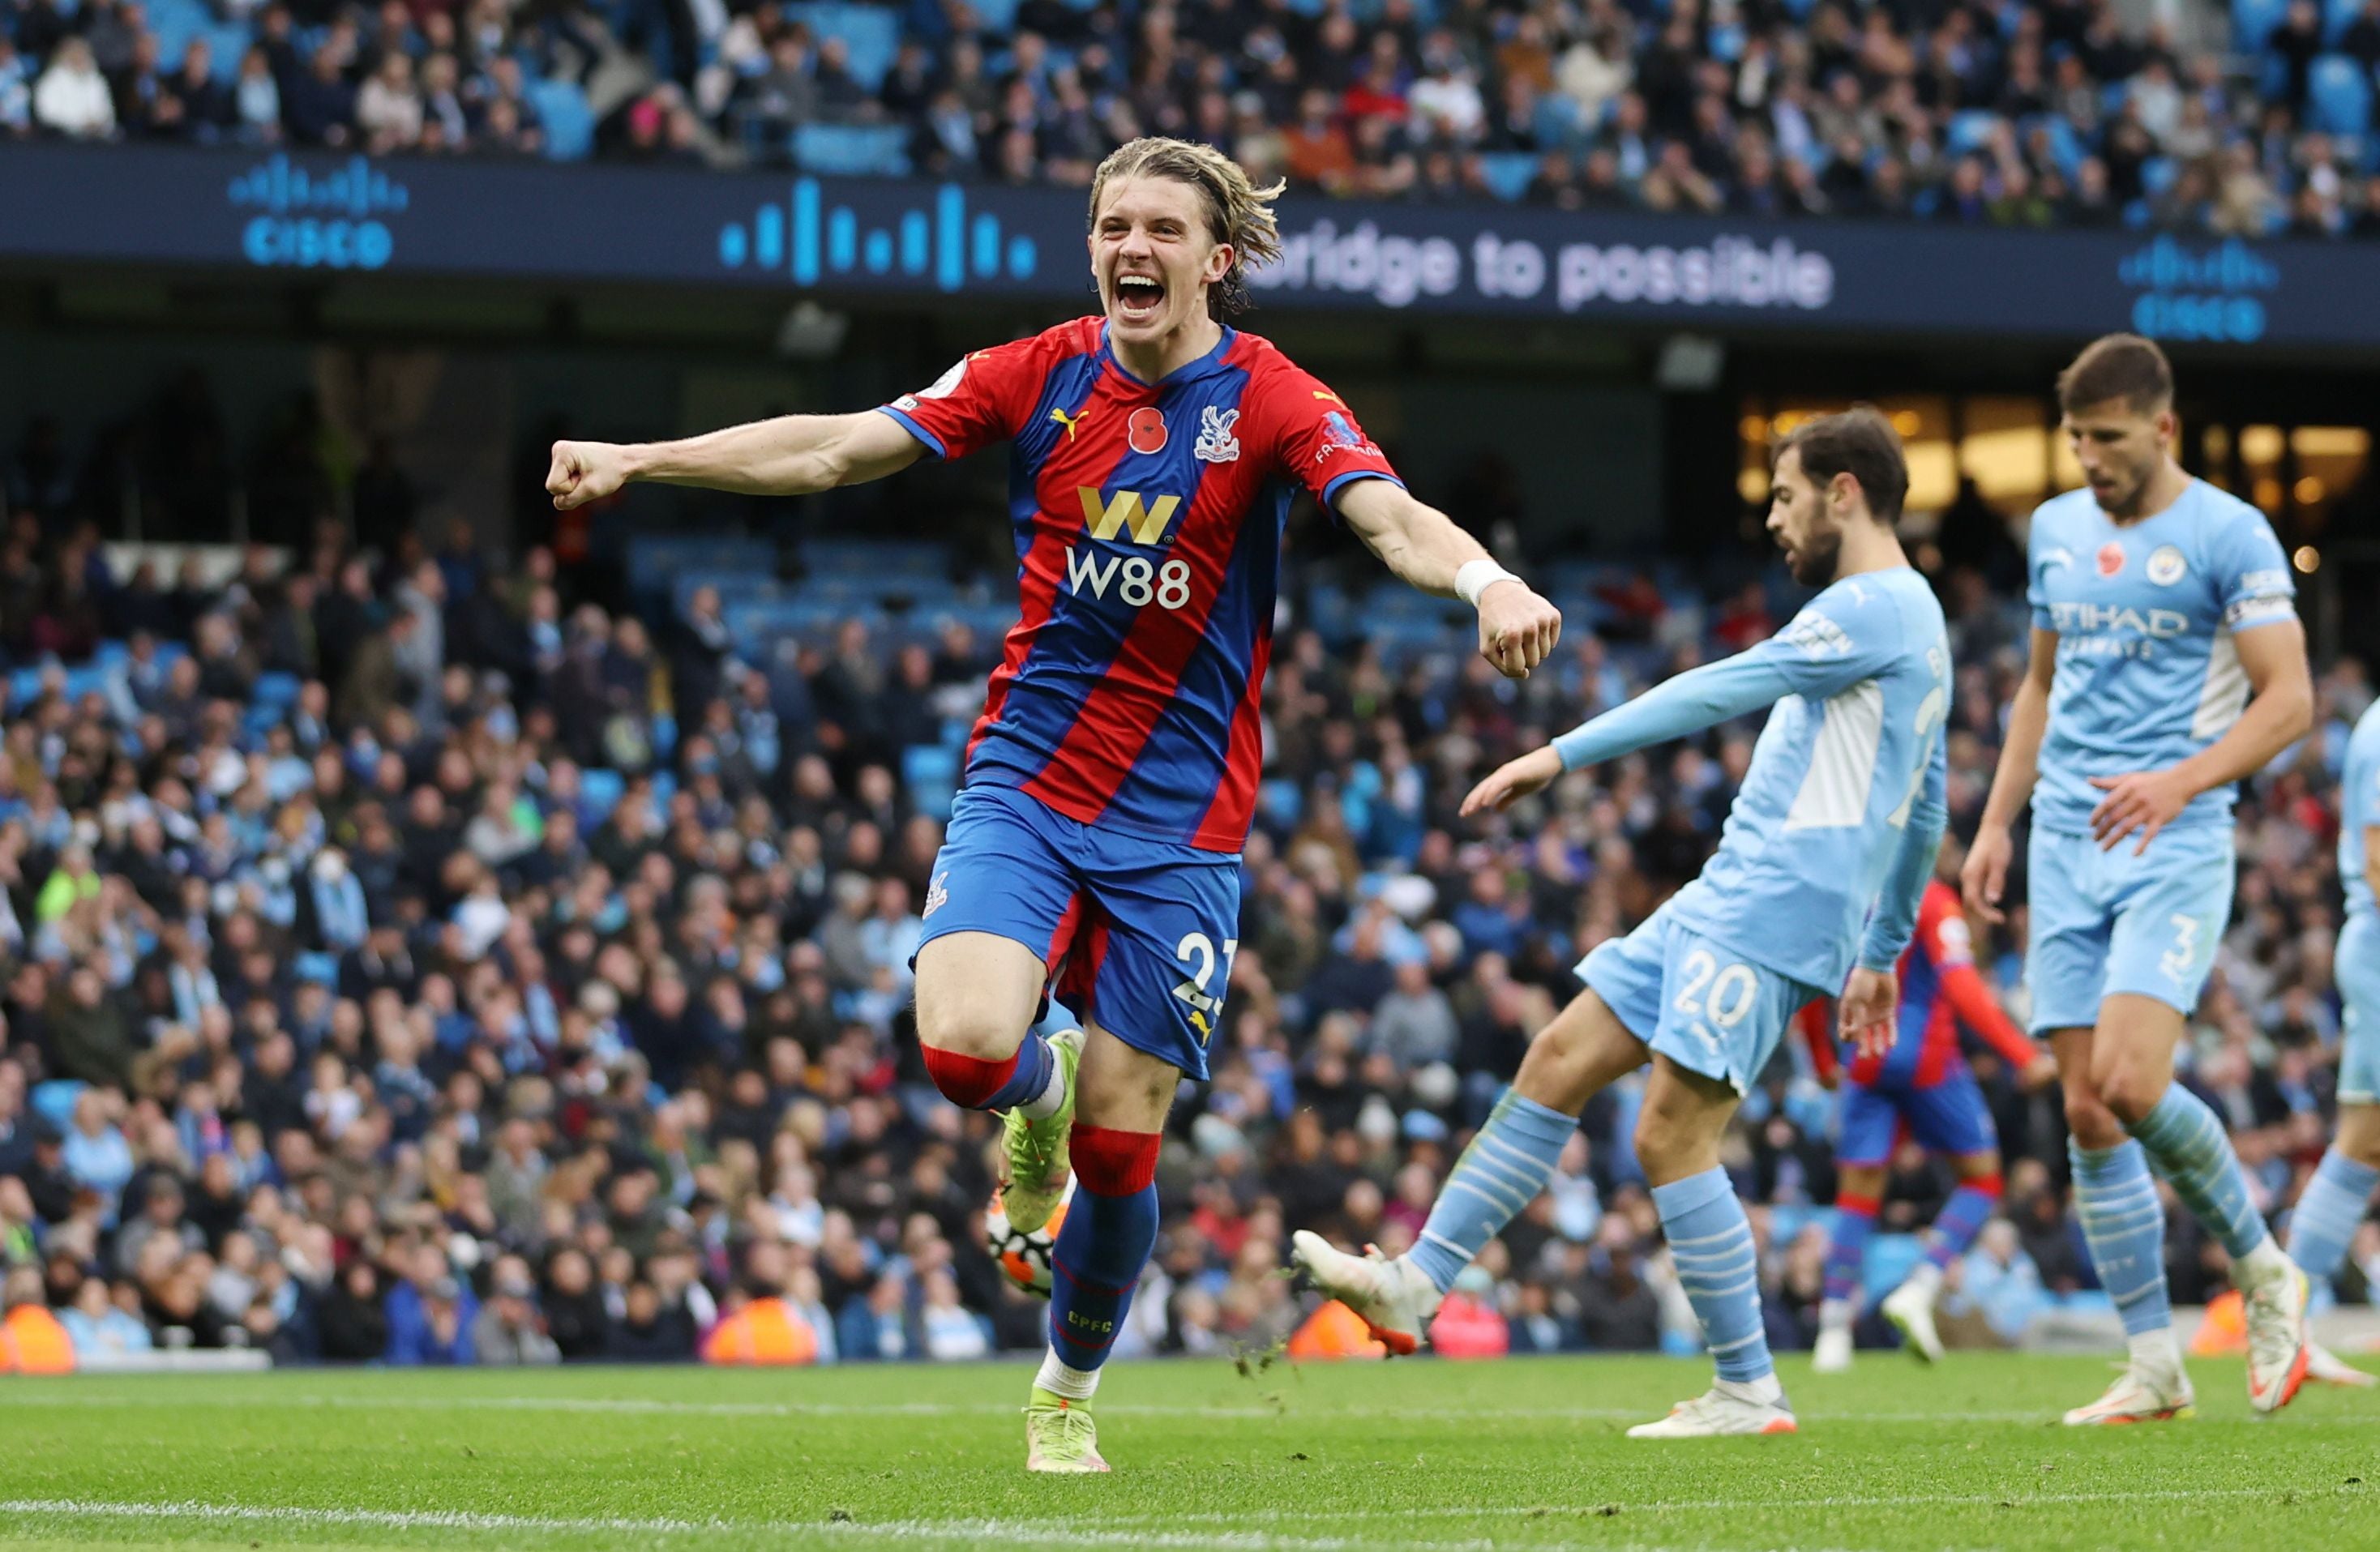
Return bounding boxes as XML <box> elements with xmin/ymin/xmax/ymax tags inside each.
<box><xmin>2339</xmin><ymin>913</ymin><xmax>2379</xmax><ymax>1105</ymax></box>
<box><xmin>1579</xmin><ymin>903</ymin><xmax>1821</xmax><ymax>1096</ymax></box>
<box><xmin>913</xmin><ymin>783</ymin><xmax>1240</xmax><ymax>1080</ymax></box>
<box><xmin>2025</xmin><ymin>825</ymin><xmax>2234</xmax><ymax>1033</ymax></box>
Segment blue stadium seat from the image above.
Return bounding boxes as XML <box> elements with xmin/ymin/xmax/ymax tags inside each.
<box><xmin>252</xmin><ymin>670</ymin><xmax>300</xmax><ymax>709</ymax></box>
<box><xmin>2308</xmin><ymin>54</ymin><xmax>2374</xmax><ymax>136</ymax></box>
<box><xmin>785</xmin><ymin>3</ymin><xmax>901</xmax><ymax>90</ymax></box>
<box><xmin>626</xmin><ymin>536</ymin><xmax>777</xmax><ymax>605</ymax></box>
<box><xmin>792</xmin><ymin>122</ymin><xmax>912</xmax><ymax>177</ymax></box>
<box><xmin>1531</xmin><ymin>92</ymin><xmax>1584</xmax><ymax>147</ymax></box>
<box><xmin>2235</xmin><ymin>0</ymin><xmax>2290</xmax><ymax>49</ymax></box>
<box><xmin>673</xmin><ymin>570</ymin><xmax>782</xmax><ymax>618</ymax></box>
<box><xmin>31</xmin><ymin>1080</ymin><xmax>85</xmax><ymax>1129</ymax></box>
<box><xmin>295</xmin><ymin>952</ymin><xmax>340</xmax><ymax>985</ymax></box>
<box><xmin>577</xmin><ymin>767</ymin><xmax>626</xmax><ymax>825</ymax></box>
<box><xmin>1946</xmin><ymin>109</ymin><xmax>2000</xmax><ymax>155</ymax></box>
<box><xmin>1479</xmin><ymin>152</ymin><xmax>1537</xmax><ymax>202</ymax></box>
<box><xmin>901</xmin><ymin>743</ymin><xmax>957</xmax><ymax>821</ymax></box>
<box><xmin>533</xmin><ymin>78</ymin><xmax>597</xmax><ymax>160</ymax></box>
<box><xmin>1862</xmin><ymin>1233</ymin><xmax>1926</xmax><ymax>1302</ymax></box>
<box><xmin>802</xmin><ymin>537</ymin><xmax>952</xmax><ymax>575</ymax></box>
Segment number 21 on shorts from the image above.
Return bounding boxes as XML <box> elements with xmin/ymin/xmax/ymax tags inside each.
<box><xmin>1173</xmin><ymin>931</ymin><xmax>1237</xmax><ymax>1045</ymax></box>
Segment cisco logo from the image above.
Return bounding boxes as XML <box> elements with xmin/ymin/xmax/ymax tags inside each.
<box><xmin>2118</xmin><ymin>236</ymin><xmax>2277</xmax><ymax>344</ymax></box>
<box><xmin>229</xmin><ymin>155</ymin><xmax>409</xmax><ymax>271</ymax></box>
<box><xmin>718</xmin><ymin>180</ymin><xmax>1035</xmax><ymax>292</ymax></box>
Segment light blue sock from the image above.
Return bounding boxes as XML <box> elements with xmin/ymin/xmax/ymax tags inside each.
<box><xmin>1653</xmin><ymin>1166</ymin><xmax>1773</xmax><ymax>1384</ymax></box>
<box><xmin>2286</xmin><ymin>1149</ymin><xmax>2380</xmax><ymax>1284</ymax></box>
<box><xmin>2070</xmin><ymin>1139</ymin><xmax>2172</xmax><ymax>1337</ymax></box>
<box><xmin>1409</xmin><ymin>1090</ymin><xmax>1575</xmax><ymax>1293</ymax></box>
<box><xmin>2129</xmin><ymin>1085</ymin><xmax>2270</xmax><ymax>1259</ymax></box>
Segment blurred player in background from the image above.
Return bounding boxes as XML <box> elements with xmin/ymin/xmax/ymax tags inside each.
<box><xmin>1962</xmin><ymin>334</ymin><xmax>2318</xmax><ymax>1424</ymax></box>
<box><xmin>1801</xmin><ymin>838</ymin><xmax>2056</xmax><ymax>1374</ymax></box>
<box><xmin>546</xmin><ymin>135</ymin><xmax>1561</xmax><ymax>1472</ymax></box>
<box><xmin>1299</xmin><ymin>407</ymin><xmax>1948</xmax><ymax>1439</ymax></box>
<box><xmin>2284</xmin><ymin>698</ymin><xmax>2380</xmax><ymax>1337</ymax></box>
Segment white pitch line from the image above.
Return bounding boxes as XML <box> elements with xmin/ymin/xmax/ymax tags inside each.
<box><xmin>0</xmin><ymin>1498</ymin><xmax>1718</xmax><ymax>1552</ymax></box>
<box><xmin>1063</xmin><ymin>1481</ymin><xmax>2375</xmax><ymax>1529</ymax></box>
<box><xmin>9</xmin><ymin>1390</ymin><xmax>2380</xmax><ymax>1429</ymax></box>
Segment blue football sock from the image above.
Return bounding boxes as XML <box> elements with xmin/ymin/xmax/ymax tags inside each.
<box><xmin>1409</xmin><ymin>1089</ymin><xmax>1575</xmax><ymax>1294</ymax></box>
<box><xmin>2129</xmin><ymin>1084</ymin><xmax>2269</xmax><ymax>1259</ymax></box>
<box><xmin>2285</xmin><ymin>1148</ymin><xmax>2379</xmax><ymax>1284</ymax></box>
<box><xmin>1045</xmin><ymin>1180</ymin><xmax>1158</xmax><ymax>1382</ymax></box>
<box><xmin>2070</xmin><ymin>1139</ymin><xmax>2172</xmax><ymax>1338</ymax></box>
<box><xmin>1654</xmin><ymin>1166</ymin><xmax>1774</xmax><ymax>1385</ymax></box>
<box><xmin>983</xmin><ymin>1031</ymin><xmax>1055</xmax><ymax>1112</ymax></box>
<box><xmin>1923</xmin><ymin>1182</ymin><xmax>2000</xmax><ymax>1271</ymax></box>
<box><xmin>1822</xmin><ymin>1196</ymin><xmax>1877</xmax><ymax>1306</ymax></box>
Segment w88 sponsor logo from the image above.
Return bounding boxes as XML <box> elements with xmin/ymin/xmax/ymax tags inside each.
<box><xmin>1064</xmin><ymin>485</ymin><xmax>1195</xmax><ymax>609</ymax></box>
<box><xmin>1064</xmin><ymin>547</ymin><xmax>1193</xmax><ymax>609</ymax></box>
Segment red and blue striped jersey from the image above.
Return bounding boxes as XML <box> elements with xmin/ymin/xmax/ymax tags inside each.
<box><xmin>1798</xmin><ymin>881</ymin><xmax>2041</xmax><ymax>1087</ymax></box>
<box><xmin>878</xmin><ymin>318</ymin><xmax>1402</xmax><ymax>852</ymax></box>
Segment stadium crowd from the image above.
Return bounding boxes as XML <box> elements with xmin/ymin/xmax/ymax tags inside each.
<box><xmin>2</xmin><ymin>0</ymin><xmax>2379</xmax><ymax>235</ymax></box>
<box><xmin>0</xmin><ymin>391</ymin><xmax>2375</xmax><ymax>1370</ymax></box>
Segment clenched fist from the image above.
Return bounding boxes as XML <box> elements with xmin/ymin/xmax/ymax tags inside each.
<box><xmin>546</xmin><ymin>440</ymin><xmax>636</xmax><ymax>511</ymax></box>
<box><xmin>1476</xmin><ymin>579</ymin><xmax>1562</xmax><ymax>680</ymax></box>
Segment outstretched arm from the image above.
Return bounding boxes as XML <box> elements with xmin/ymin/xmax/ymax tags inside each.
<box><xmin>1461</xmin><ymin>651</ymin><xmax>1795</xmax><ymax>814</ymax></box>
<box><xmin>547</xmin><ymin>410</ymin><xmax>926</xmax><ymax>508</ymax></box>
<box><xmin>1335</xmin><ymin>479</ymin><xmax>1562</xmax><ymax>680</ymax></box>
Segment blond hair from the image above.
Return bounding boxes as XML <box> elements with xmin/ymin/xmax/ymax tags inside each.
<box><xmin>1088</xmin><ymin>137</ymin><xmax>1285</xmax><ymax>321</ymax></box>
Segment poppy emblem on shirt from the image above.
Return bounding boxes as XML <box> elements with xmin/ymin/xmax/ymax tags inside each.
<box><xmin>2147</xmin><ymin>545</ymin><xmax>2187</xmax><ymax>585</ymax></box>
<box><xmin>1128</xmin><ymin>407</ymin><xmax>1168</xmax><ymax>455</ymax></box>
<box><xmin>2096</xmin><ymin>542</ymin><xmax>2125</xmax><ymax>578</ymax></box>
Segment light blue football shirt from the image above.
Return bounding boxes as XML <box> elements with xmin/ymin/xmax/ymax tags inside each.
<box><xmin>2026</xmin><ymin>479</ymin><xmax>2296</xmax><ymax>837</ymax></box>
<box><xmin>2344</xmin><ymin>699</ymin><xmax>2380</xmax><ymax>924</ymax></box>
<box><xmin>1662</xmin><ymin>567</ymin><xmax>1951</xmax><ymax>991</ymax></box>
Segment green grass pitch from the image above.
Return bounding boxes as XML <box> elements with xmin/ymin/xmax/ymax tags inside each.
<box><xmin>4</xmin><ymin>1353</ymin><xmax>2377</xmax><ymax>1551</ymax></box>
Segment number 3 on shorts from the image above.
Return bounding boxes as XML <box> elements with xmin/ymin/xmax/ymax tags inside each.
<box><xmin>2159</xmin><ymin>913</ymin><xmax>2202</xmax><ymax>983</ymax></box>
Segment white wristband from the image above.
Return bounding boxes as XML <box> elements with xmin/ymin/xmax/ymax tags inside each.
<box><xmin>1454</xmin><ymin>558</ymin><xmax>1518</xmax><ymax>609</ymax></box>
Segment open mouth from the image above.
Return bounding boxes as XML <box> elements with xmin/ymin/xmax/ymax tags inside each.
<box><xmin>1113</xmin><ymin>272</ymin><xmax>1166</xmax><ymax>323</ymax></box>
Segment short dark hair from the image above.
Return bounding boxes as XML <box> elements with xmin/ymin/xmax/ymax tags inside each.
<box><xmin>2057</xmin><ymin>333</ymin><xmax>2173</xmax><ymax>416</ymax></box>
<box><xmin>1775</xmin><ymin>405</ymin><xmax>1908</xmax><ymax>523</ymax></box>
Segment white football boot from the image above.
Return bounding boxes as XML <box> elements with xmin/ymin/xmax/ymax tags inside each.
<box><xmin>1626</xmin><ymin>1385</ymin><xmax>1800</xmax><ymax>1439</ymax></box>
<box><xmin>2243</xmin><ymin>1258</ymin><xmax>2313</xmax><ymax>1415</ymax></box>
<box><xmin>1288</xmin><ymin>1230</ymin><xmax>1440</xmax><ymax>1355</ymax></box>
<box><xmin>2061</xmin><ymin>1365</ymin><xmax>2196</xmax><ymax>1426</ymax></box>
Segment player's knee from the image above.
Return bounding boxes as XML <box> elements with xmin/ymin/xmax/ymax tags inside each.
<box><xmin>2091</xmin><ymin>1067</ymin><xmax>2164</xmax><ymax>1126</ymax></box>
<box><xmin>914</xmin><ymin>999</ymin><xmax>1021</xmax><ymax>1066</ymax></box>
<box><xmin>1630</xmin><ymin>1108</ymin><xmax>1706</xmax><ymax>1184</ymax></box>
<box><xmin>1071</xmin><ymin>1124</ymin><xmax>1161</xmax><ymax>1197</ymax></box>
<box><xmin>917</xmin><ymin>1038</ymin><xmax>1021</xmax><ymax>1108</ymax></box>
<box><xmin>2061</xmin><ymin>1082</ymin><xmax>2126</xmax><ymax>1149</ymax></box>
<box><xmin>1958</xmin><ymin>1163</ymin><xmax>2005</xmax><ymax>1200</ymax></box>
